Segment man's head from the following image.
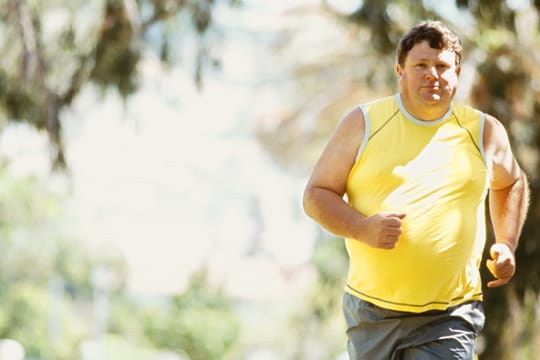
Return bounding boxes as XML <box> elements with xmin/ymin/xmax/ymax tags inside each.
<box><xmin>397</xmin><ymin>20</ymin><xmax>463</xmax><ymax>68</ymax></box>
<box><xmin>395</xmin><ymin>20</ymin><xmax>463</xmax><ymax>120</ymax></box>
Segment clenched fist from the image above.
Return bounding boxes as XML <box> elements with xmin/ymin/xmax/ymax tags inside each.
<box><xmin>486</xmin><ymin>242</ymin><xmax>516</xmax><ymax>288</ymax></box>
<box><xmin>362</xmin><ymin>211</ymin><xmax>406</xmax><ymax>249</ymax></box>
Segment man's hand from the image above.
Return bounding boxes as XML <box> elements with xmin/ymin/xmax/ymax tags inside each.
<box><xmin>486</xmin><ymin>243</ymin><xmax>516</xmax><ymax>288</ymax></box>
<box><xmin>362</xmin><ymin>212</ymin><xmax>406</xmax><ymax>249</ymax></box>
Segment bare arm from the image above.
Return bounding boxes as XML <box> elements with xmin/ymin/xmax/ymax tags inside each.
<box><xmin>484</xmin><ymin>115</ymin><xmax>530</xmax><ymax>287</ymax></box>
<box><xmin>303</xmin><ymin>108</ymin><xmax>405</xmax><ymax>249</ymax></box>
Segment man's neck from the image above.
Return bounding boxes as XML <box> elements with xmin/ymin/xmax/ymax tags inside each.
<box><xmin>400</xmin><ymin>96</ymin><xmax>451</xmax><ymax>121</ymax></box>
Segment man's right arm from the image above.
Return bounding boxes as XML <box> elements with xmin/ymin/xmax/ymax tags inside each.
<box><xmin>303</xmin><ymin>107</ymin><xmax>365</xmax><ymax>239</ymax></box>
<box><xmin>302</xmin><ymin>108</ymin><xmax>405</xmax><ymax>249</ymax></box>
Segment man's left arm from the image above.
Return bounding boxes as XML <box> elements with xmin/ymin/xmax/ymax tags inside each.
<box><xmin>487</xmin><ymin>171</ymin><xmax>529</xmax><ymax>287</ymax></box>
<box><xmin>484</xmin><ymin>115</ymin><xmax>530</xmax><ymax>288</ymax></box>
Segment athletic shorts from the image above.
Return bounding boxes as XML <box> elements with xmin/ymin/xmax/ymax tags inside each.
<box><xmin>343</xmin><ymin>292</ymin><xmax>485</xmax><ymax>360</ymax></box>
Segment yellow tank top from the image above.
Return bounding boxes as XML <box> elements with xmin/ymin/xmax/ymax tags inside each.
<box><xmin>345</xmin><ymin>94</ymin><xmax>490</xmax><ymax>313</ymax></box>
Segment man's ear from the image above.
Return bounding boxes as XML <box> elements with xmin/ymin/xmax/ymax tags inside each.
<box><xmin>396</xmin><ymin>63</ymin><xmax>403</xmax><ymax>78</ymax></box>
<box><xmin>456</xmin><ymin>65</ymin><xmax>461</xmax><ymax>76</ymax></box>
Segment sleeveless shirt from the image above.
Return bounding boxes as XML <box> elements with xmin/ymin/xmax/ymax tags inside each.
<box><xmin>345</xmin><ymin>94</ymin><xmax>490</xmax><ymax>313</ymax></box>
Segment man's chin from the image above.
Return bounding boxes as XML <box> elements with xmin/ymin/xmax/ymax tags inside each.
<box><xmin>421</xmin><ymin>95</ymin><xmax>442</xmax><ymax>104</ymax></box>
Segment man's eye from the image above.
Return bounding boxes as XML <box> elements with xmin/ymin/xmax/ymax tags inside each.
<box><xmin>415</xmin><ymin>64</ymin><xmax>426</xmax><ymax>70</ymax></box>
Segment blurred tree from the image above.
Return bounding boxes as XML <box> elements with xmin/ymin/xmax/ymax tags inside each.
<box><xmin>0</xmin><ymin>166</ymin><xmax>132</xmax><ymax>359</ymax></box>
<box><xmin>0</xmin><ymin>0</ymin><xmax>239</xmax><ymax>168</ymax></box>
<box><xmin>0</xmin><ymin>170</ymin><xmax>85</xmax><ymax>359</ymax></box>
<box><xmin>257</xmin><ymin>1</ymin><xmax>540</xmax><ymax>359</ymax></box>
<box><xmin>288</xmin><ymin>236</ymin><xmax>349</xmax><ymax>359</ymax></box>
<box><xmin>143</xmin><ymin>268</ymin><xmax>240</xmax><ymax>360</ymax></box>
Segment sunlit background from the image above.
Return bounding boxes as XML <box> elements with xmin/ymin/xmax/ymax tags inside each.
<box><xmin>0</xmin><ymin>0</ymin><xmax>539</xmax><ymax>359</ymax></box>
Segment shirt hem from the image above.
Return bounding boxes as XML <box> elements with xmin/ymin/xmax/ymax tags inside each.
<box><xmin>345</xmin><ymin>284</ymin><xmax>483</xmax><ymax>313</ymax></box>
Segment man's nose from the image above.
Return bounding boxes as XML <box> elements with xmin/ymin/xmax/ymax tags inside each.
<box><xmin>425</xmin><ymin>66</ymin><xmax>439</xmax><ymax>79</ymax></box>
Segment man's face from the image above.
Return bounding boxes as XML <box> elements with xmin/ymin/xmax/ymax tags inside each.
<box><xmin>396</xmin><ymin>40</ymin><xmax>460</xmax><ymax>111</ymax></box>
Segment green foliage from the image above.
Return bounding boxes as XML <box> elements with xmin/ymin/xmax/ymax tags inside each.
<box><xmin>456</xmin><ymin>0</ymin><xmax>515</xmax><ymax>30</ymax></box>
<box><xmin>0</xmin><ymin>172</ymin><xmax>61</xmax><ymax>283</ymax></box>
<box><xmin>0</xmin><ymin>2</ymin><xmax>243</xmax><ymax>357</ymax></box>
<box><xmin>0</xmin><ymin>166</ymin><xmax>139</xmax><ymax>359</ymax></box>
<box><xmin>0</xmin><ymin>169</ymin><xmax>89</xmax><ymax>359</ymax></box>
<box><xmin>347</xmin><ymin>0</ymin><xmax>432</xmax><ymax>53</ymax></box>
<box><xmin>0</xmin><ymin>281</ymin><xmax>87</xmax><ymax>360</ymax></box>
<box><xmin>90</xmin><ymin>0</ymin><xmax>141</xmax><ymax>97</ymax></box>
<box><xmin>0</xmin><ymin>283</ymin><xmax>49</xmax><ymax>357</ymax></box>
<box><xmin>144</xmin><ymin>269</ymin><xmax>240</xmax><ymax>360</ymax></box>
<box><xmin>108</xmin><ymin>295</ymin><xmax>147</xmax><ymax>339</ymax></box>
<box><xmin>300</xmin><ymin>237</ymin><xmax>349</xmax><ymax>336</ymax></box>
<box><xmin>287</xmin><ymin>237</ymin><xmax>348</xmax><ymax>360</ymax></box>
<box><xmin>312</xmin><ymin>236</ymin><xmax>348</xmax><ymax>285</ymax></box>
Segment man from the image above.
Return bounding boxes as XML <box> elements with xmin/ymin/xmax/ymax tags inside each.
<box><xmin>303</xmin><ymin>20</ymin><xmax>529</xmax><ymax>359</ymax></box>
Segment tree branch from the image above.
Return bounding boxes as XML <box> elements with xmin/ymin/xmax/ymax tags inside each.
<box><xmin>13</xmin><ymin>0</ymin><xmax>64</xmax><ymax>167</ymax></box>
<box><xmin>142</xmin><ymin>0</ymin><xmax>187</xmax><ymax>31</ymax></box>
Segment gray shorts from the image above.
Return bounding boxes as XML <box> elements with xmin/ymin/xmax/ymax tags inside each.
<box><xmin>343</xmin><ymin>293</ymin><xmax>485</xmax><ymax>360</ymax></box>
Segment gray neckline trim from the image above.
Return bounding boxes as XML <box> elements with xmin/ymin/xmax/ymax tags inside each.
<box><xmin>396</xmin><ymin>94</ymin><xmax>453</xmax><ymax>126</ymax></box>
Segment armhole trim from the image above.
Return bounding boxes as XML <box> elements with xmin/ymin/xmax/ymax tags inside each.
<box><xmin>355</xmin><ymin>105</ymin><xmax>370</xmax><ymax>162</ymax></box>
<box><xmin>478</xmin><ymin>111</ymin><xmax>487</xmax><ymax>166</ymax></box>
<box><xmin>477</xmin><ymin>110</ymin><xmax>493</xmax><ymax>186</ymax></box>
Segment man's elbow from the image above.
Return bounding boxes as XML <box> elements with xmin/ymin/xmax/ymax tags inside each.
<box><xmin>510</xmin><ymin>170</ymin><xmax>530</xmax><ymax>196</ymax></box>
<box><xmin>302</xmin><ymin>186</ymin><xmax>318</xmax><ymax>219</ymax></box>
<box><xmin>303</xmin><ymin>185</ymin><xmax>340</xmax><ymax>220</ymax></box>
<box><xmin>491</xmin><ymin>169</ymin><xmax>528</xmax><ymax>192</ymax></box>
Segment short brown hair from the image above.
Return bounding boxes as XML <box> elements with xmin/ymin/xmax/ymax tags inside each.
<box><xmin>397</xmin><ymin>20</ymin><xmax>463</xmax><ymax>67</ymax></box>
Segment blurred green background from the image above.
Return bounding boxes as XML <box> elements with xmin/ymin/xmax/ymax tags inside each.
<box><xmin>0</xmin><ymin>0</ymin><xmax>538</xmax><ymax>359</ymax></box>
